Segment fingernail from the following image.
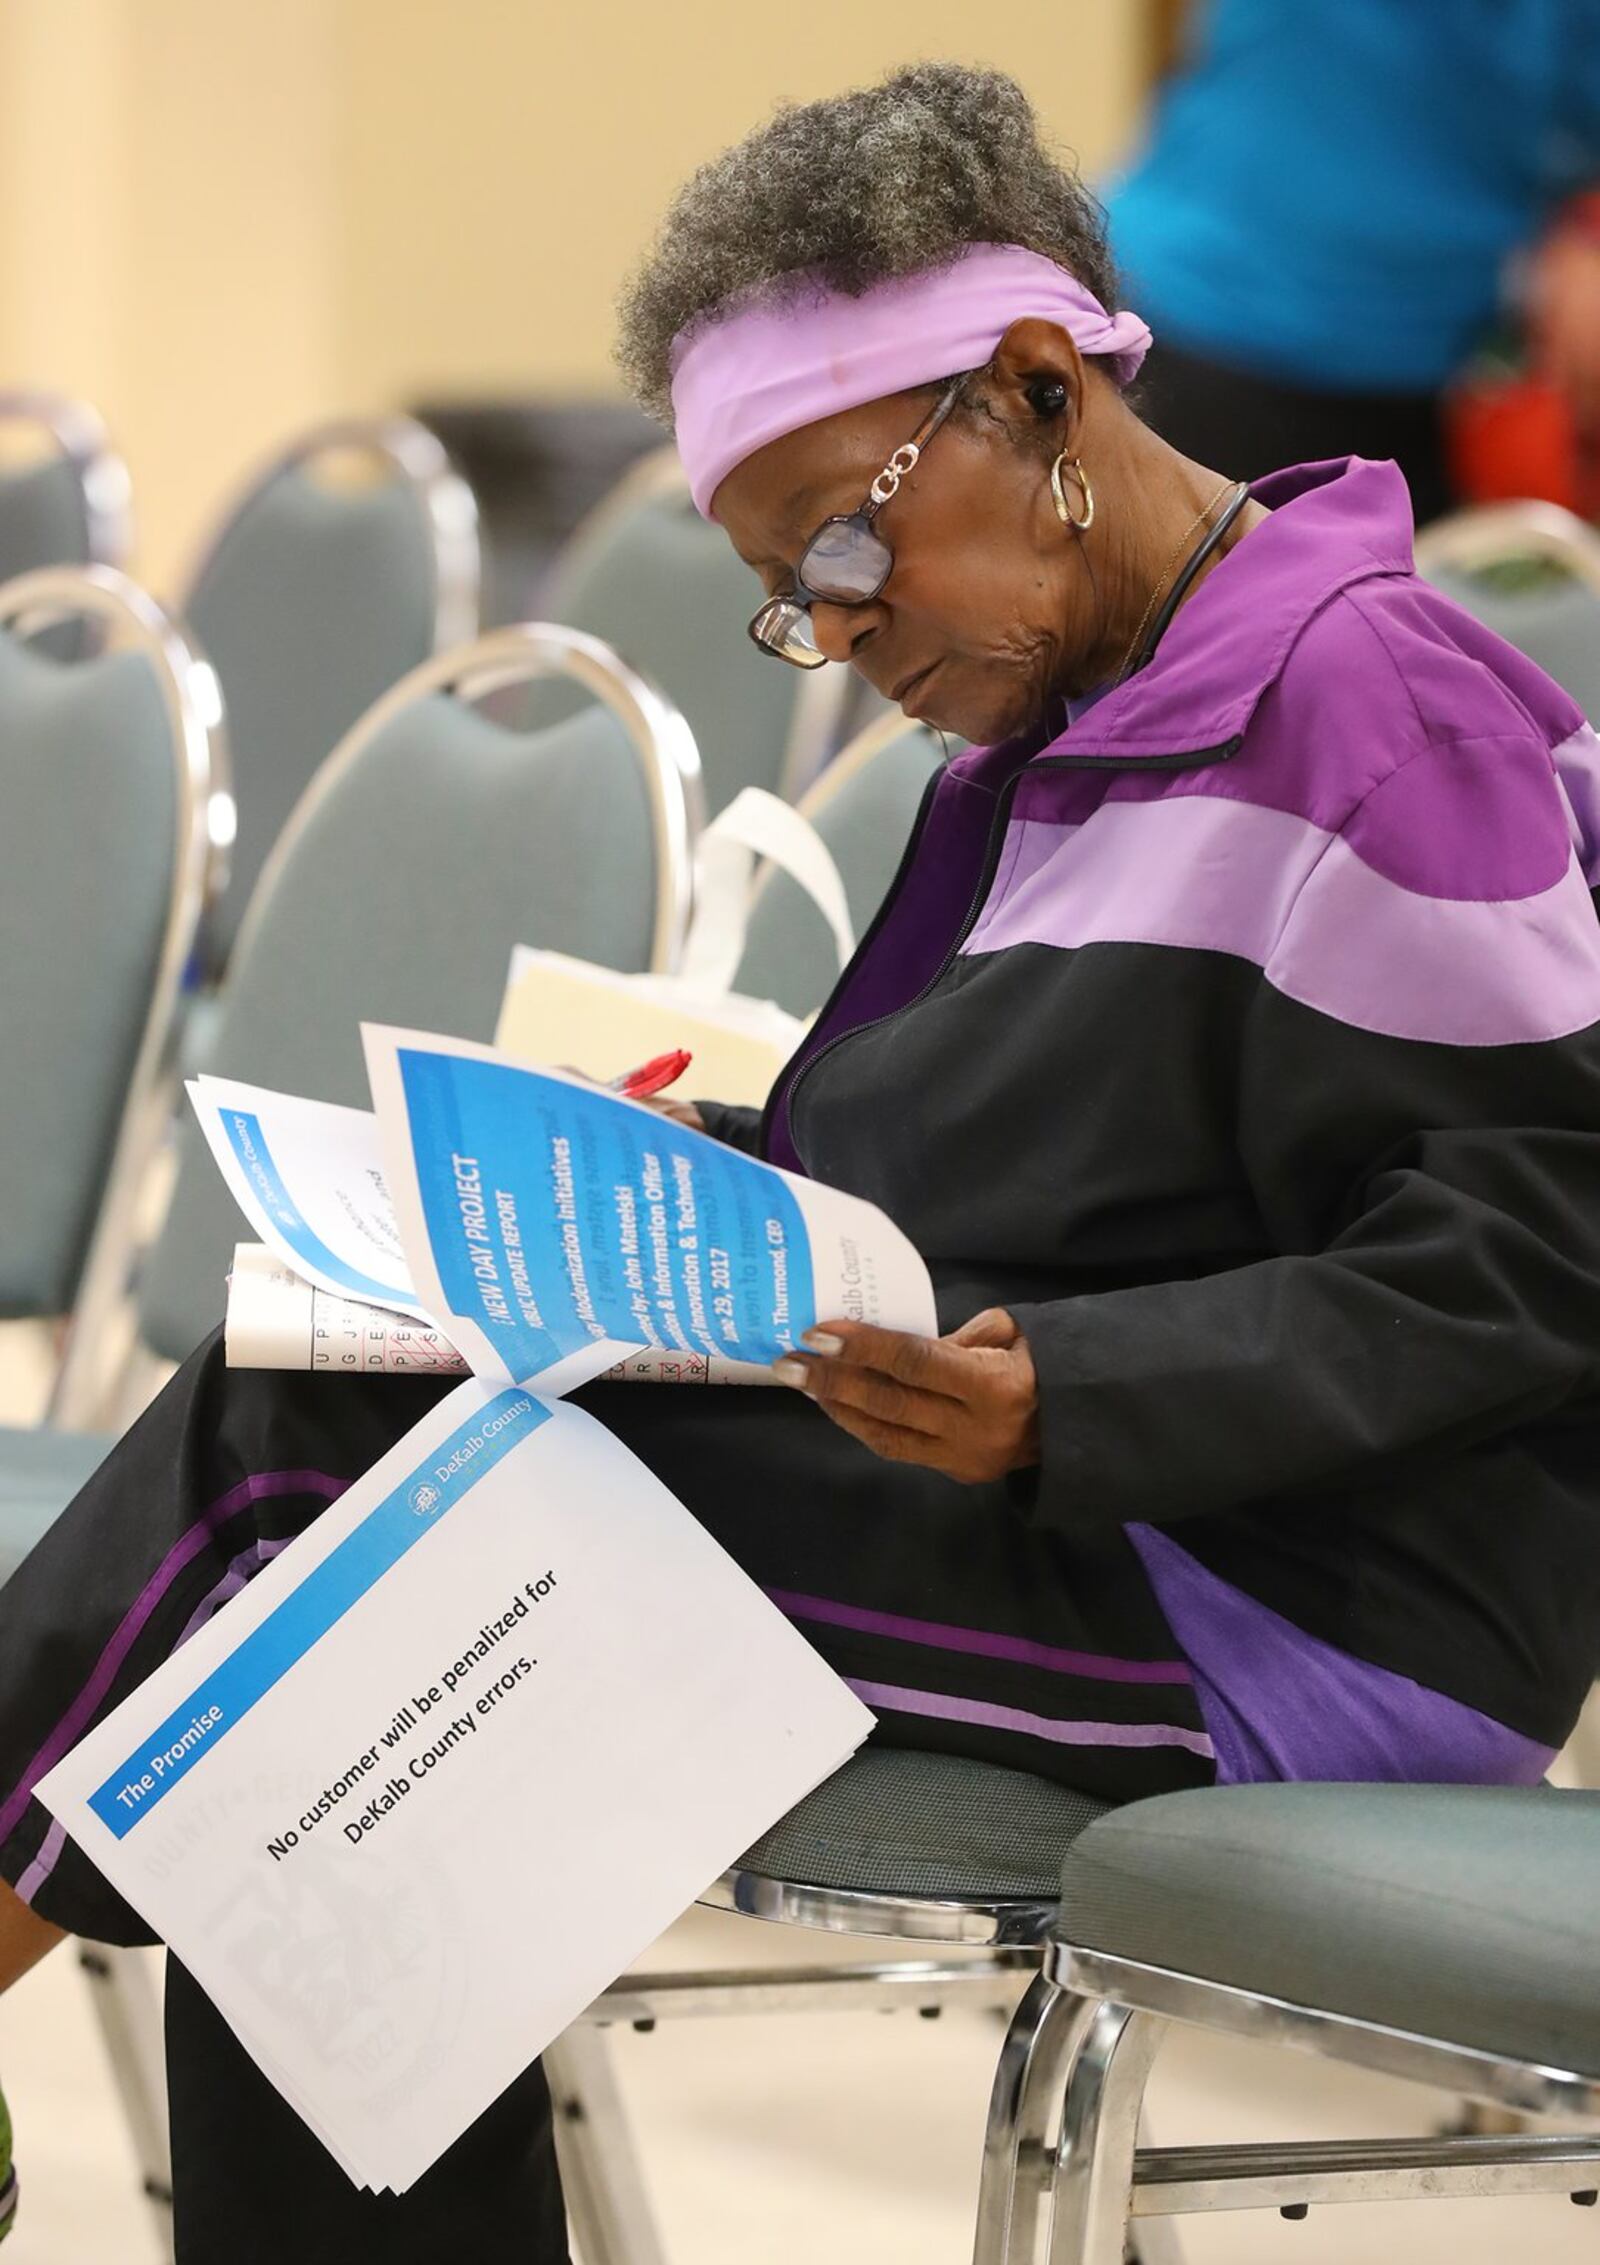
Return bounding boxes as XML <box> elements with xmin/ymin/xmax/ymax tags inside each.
<box><xmin>803</xmin><ymin>1330</ymin><xmax>845</xmax><ymax>1355</ymax></box>
<box><xmin>772</xmin><ymin>1358</ymin><xmax>810</xmax><ymax>1389</ymax></box>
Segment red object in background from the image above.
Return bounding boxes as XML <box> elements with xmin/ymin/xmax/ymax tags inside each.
<box><xmin>1446</xmin><ymin>369</ymin><xmax>1600</xmax><ymax>519</ymax></box>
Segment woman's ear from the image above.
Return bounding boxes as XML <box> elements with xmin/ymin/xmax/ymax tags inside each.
<box><xmin>989</xmin><ymin>317</ymin><xmax>1087</xmax><ymax>443</ymax></box>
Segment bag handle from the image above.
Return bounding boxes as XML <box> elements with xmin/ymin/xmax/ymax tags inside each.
<box><xmin>679</xmin><ymin>786</ymin><xmax>854</xmax><ymax>995</ymax></box>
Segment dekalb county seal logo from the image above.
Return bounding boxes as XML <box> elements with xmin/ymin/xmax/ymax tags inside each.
<box><xmin>409</xmin><ymin>1481</ymin><xmax>441</xmax><ymax>1518</ymax></box>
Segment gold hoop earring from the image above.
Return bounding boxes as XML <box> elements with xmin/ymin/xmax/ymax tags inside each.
<box><xmin>1050</xmin><ymin>452</ymin><xmax>1094</xmax><ymax>531</ymax></box>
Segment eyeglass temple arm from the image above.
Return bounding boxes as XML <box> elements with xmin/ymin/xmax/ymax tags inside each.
<box><xmin>863</xmin><ymin>372</ymin><xmax>970</xmax><ymax>522</ymax></box>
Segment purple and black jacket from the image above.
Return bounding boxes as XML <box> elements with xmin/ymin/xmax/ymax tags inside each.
<box><xmin>718</xmin><ymin>457</ymin><xmax>1600</xmax><ymax>1781</ymax></box>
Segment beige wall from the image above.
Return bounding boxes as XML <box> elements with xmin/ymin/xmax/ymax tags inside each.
<box><xmin>0</xmin><ymin>0</ymin><xmax>1142</xmax><ymax>584</ymax></box>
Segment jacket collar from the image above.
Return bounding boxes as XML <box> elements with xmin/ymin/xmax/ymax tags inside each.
<box><xmin>1035</xmin><ymin>457</ymin><xmax>1418</xmax><ymax>766</ymax></box>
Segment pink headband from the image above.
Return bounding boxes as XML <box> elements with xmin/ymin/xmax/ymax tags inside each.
<box><xmin>669</xmin><ymin>242</ymin><xmax>1152</xmax><ymax>518</ymax></box>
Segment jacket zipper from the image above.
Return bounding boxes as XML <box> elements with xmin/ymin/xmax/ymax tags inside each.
<box><xmin>773</xmin><ymin>766</ymin><xmax>1026</xmax><ymax>1161</ymax></box>
<box><xmin>762</xmin><ymin>733</ymin><xmax>1243</xmax><ymax>1161</ymax></box>
<box><xmin>757</xmin><ymin>765</ymin><xmax>944</xmax><ymax>1157</ymax></box>
<box><xmin>1030</xmin><ymin>734</ymin><xmax>1244</xmax><ymax>775</ymax></box>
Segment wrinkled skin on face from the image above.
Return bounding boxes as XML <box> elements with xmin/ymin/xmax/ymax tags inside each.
<box><xmin>714</xmin><ymin>315</ymin><xmax>1262</xmax><ymax>746</ymax></box>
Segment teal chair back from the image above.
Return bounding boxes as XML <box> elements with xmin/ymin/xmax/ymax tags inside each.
<box><xmin>136</xmin><ymin>624</ymin><xmax>702</xmax><ymax>1363</ymax></box>
<box><xmin>734</xmin><ymin>718</ymin><xmax>945</xmax><ymax>1018</ymax></box>
<box><xmin>541</xmin><ymin>450</ymin><xmax>847</xmax><ymax>816</ymax></box>
<box><xmin>1416</xmin><ymin>501</ymin><xmax>1600</xmax><ymax>721</ymax></box>
<box><xmin>184</xmin><ymin>415</ymin><xmax>480</xmax><ymax>967</ymax></box>
<box><xmin>0</xmin><ymin>395</ymin><xmax>132</xmax><ymax>661</ymax></box>
<box><xmin>0</xmin><ymin>567</ymin><xmax>224</xmax><ymax>1414</ymax></box>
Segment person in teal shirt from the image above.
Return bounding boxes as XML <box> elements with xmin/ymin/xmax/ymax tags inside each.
<box><xmin>1108</xmin><ymin>0</ymin><xmax>1600</xmax><ymax>521</ymax></box>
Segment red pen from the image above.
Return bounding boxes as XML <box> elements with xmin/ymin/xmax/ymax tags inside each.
<box><xmin>609</xmin><ymin>1048</ymin><xmax>693</xmax><ymax>1100</ymax></box>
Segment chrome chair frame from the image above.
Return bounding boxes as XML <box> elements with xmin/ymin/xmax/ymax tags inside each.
<box><xmin>1013</xmin><ymin>1937</ymin><xmax>1600</xmax><ymax>2265</ymax></box>
<box><xmin>555</xmin><ymin>1861</ymin><xmax>1071</xmax><ymax>2265</ymax></box>
<box><xmin>548</xmin><ymin>445</ymin><xmax>856</xmax><ymax>804</ymax></box>
<box><xmin>1413</xmin><ymin>497</ymin><xmax>1600</xmax><ymax>594</ymax></box>
<box><xmin>178</xmin><ymin>411</ymin><xmax>480</xmax><ymax>653</ymax></box>
<box><xmin>0</xmin><ymin>565</ymin><xmax>230</xmax><ymax>2259</ymax></box>
<box><xmin>0</xmin><ymin>390</ymin><xmax>134</xmax><ymax>574</ymax></box>
<box><xmin>0</xmin><ymin>566</ymin><xmax>230</xmax><ymax>1428</ymax></box>
<box><xmin>225</xmin><ymin>621</ymin><xmax>705</xmax><ymax>984</ymax></box>
<box><xmin>559</xmin><ymin>1813</ymin><xmax>1600</xmax><ymax>2265</ymax></box>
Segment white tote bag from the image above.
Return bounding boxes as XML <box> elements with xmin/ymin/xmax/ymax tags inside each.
<box><xmin>496</xmin><ymin>788</ymin><xmax>854</xmax><ymax>1108</ymax></box>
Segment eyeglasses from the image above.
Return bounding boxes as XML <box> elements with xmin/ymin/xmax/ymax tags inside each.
<box><xmin>747</xmin><ymin>375</ymin><xmax>968</xmax><ymax>668</ymax></box>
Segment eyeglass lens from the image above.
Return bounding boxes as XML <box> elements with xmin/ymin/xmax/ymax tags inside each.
<box><xmin>752</xmin><ymin>597</ymin><xmax>827</xmax><ymax>667</ymax></box>
<box><xmin>797</xmin><ymin>515</ymin><xmax>894</xmax><ymax>604</ymax></box>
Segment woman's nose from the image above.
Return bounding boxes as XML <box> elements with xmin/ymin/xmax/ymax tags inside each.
<box><xmin>808</xmin><ymin>598</ymin><xmax>884</xmax><ymax>666</ymax></box>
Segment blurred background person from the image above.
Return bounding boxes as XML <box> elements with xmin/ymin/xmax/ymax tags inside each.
<box><xmin>1108</xmin><ymin>0</ymin><xmax>1600</xmax><ymax>524</ymax></box>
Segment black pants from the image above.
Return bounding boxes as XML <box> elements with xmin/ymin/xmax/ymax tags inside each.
<box><xmin>165</xmin><ymin>1958</ymin><xmax>570</xmax><ymax>2261</ymax></box>
<box><xmin>1137</xmin><ymin>340</ymin><xmax>1455</xmax><ymax>528</ymax></box>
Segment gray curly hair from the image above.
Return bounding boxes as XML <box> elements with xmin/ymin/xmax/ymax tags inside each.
<box><xmin>616</xmin><ymin>63</ymin><xmax>1120</xmax><ymax>424</ymax></box>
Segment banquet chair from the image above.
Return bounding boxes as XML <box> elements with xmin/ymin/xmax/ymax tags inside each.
<box><xmin>0</xmin><ymin>565</ymin><xmax>226</xmax><ymax>1457</ymax></box>
<box><xmin>181</xmin><ymin>414</ymin><xmax>480</xmax><ymax>971</ymax></box>
<box><xmin>0</xmin><ymin>394</ymin><xmax>133</xmax><ymax>659</ymax></box>
<box><xmin>1033</xmin><ymin>1782</ymin><xmax>1600</xmax><ymax>2262</ymax></box>
<box><xmin>733</xmin><ymin>713</ymin><xmax>947</xmax><ymax>1018</ymax></box>
<box><xmin>552</xmin><ymin>1747</ymin><xmax>1160</xmax><ymax>2265</ymax></box>
<box><xmin>1416</xmin><ymin>499</ymin><xmax>1600</xmax><ymax>722</ymax></box>
<box><xmin>558</xmin><ymin>1769</ymin><xmax>1600</xmax><ymax>2265</ymax></box>
<box><xmin>134</xmin><ymin>623</ymin><xmax>703</xmax><ymax>1369</ymax></box>
<box><xmin>540</xmin><ymin>447</ymin><xmax>854</xmax><ymax>816</ymax></box>
<box><xmin>0</xmin><ymin>564</ymin><xmax>227</xmax><ymax>2252</ymax></box>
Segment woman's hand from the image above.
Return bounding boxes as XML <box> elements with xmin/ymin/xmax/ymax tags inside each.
<box><xmin>773</xmin><ymin>1308</ymin><xmax>1040</xmax><ymax>1482</ymax></box>
<box><xmin>642</xmin><ymin>1097</ymin><xmax>706</xmax><ymax>1133</ymax></box>
<box><xmin>560</xmin><ymin>1066</ymin><xmax>706</xmax><ymax>1135</ymax></box>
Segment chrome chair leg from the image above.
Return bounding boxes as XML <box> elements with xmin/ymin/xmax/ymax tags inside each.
<box><xmin>546</xmin><ymin>2025</ymin><xmax>670</xmax><ymax>2265</ymax></box>
<box><xmin>1047</xmin><ymin>2001</ymin><xmax>1165</xmax><ymax>2265</ymax></box>
<box><xmin>973</xmin><ymin>1970</ymin><xmax>1103</xmax><ymax>2265</ymax></box>
<box><xmin>77</xmin><ymin>1942</ymin><xmax>174</xmax><ymax>2260</ymax></box>
<box><xmin>1124</xmin><ymin>2107</ymin><xmax>1188</xmax><ymax>2265</ymax></box>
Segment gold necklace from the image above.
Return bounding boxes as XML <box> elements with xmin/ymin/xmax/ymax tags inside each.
<box><xmin>1113</xmin><ymin>477</ymin><xmax>1239</xmax><ymax>684</ymax></box>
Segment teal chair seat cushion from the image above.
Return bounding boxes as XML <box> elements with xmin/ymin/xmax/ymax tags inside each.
<box><xmin>736</xmin><ymin>1747</ymin><xmax>1107</xmax><ymax>1901</ymax></box>
<box><xmin>0</xmin><ymin>1427</ymin><xmax>114</xmax><ymax>1586</ymax></box>
<box><xmin>1059</xmin><ymin>1782</ymin><xmax>1600</xmax><ymax>2077</ymax></box>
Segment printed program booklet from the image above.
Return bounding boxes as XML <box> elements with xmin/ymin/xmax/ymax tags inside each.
<box><xmin>194</xmin><ymin>1027</ymin><xmax>936</xmax><ymax>1398</ymax></box>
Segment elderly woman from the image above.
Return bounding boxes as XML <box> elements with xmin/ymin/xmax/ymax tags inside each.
<box><xmin>4</xmin><ymin>63</ymin><xmax>1600</xmax><ymax>2262</ymax></box>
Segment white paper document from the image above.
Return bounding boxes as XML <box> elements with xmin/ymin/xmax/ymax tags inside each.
<box><xmin>223</xmin><ymin>1242</ymin><xmax>777</xmax><ymax>1386</ymax></box>
<box><xmin>224</xmin><ymin>1243</ymin><xmax>470</xmax><ymax>1376</ymax></box>
<box><xmin>38</xmin><ymin>1380</ymin><xmax>872</xmax><ymax>2191</ymax></box>
<box><xmin>189</xmin><ymin>1076</ymin><xmax>423</xmax><ymax>1315</ymax></box>
<box><xmin>364</xmin><ymin>1024</ymin><xmax>938</xmax><ymax>1396</ymax></box>
<box><xmin>195</xmin><ymin>1036</ymin><xmax>936</xmax><ymax>1401</ymax></box>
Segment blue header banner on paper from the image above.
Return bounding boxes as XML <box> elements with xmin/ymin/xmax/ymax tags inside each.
<box><xmin>397</xmin><ymin>1052</ymin><xmax>817</xmax><ymax>1384</ymax></box>
<box><xmin>87</xmin><ymin>1389</ymin><xmax>549</xmax><ymax>1838</ymax></box>
<box><xmin>221</xmin><ymin>1110</ymin><xmax>405</xmax><ymax>1305</ymax></box>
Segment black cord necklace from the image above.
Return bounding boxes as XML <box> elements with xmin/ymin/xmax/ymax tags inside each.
<box><xmin>1118</xmin><ymin>479</ymin><xmax>1252</xmax><ymax>682</ymax></box>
